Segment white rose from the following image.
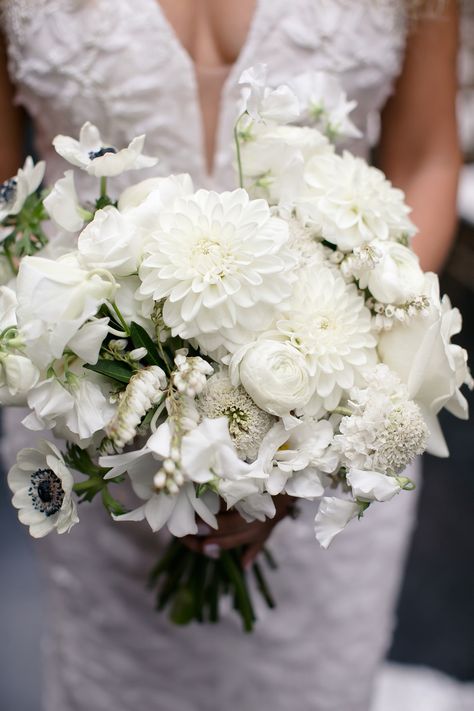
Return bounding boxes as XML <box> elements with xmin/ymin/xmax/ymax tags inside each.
<box><xmin>359</xmin><ymin>242</ymin><xmax>425</xmax><ymax>304</ymax></box>
<box><xmin>78</xmin><ymin>206</ymin><xmax>141</xmax><ymax>276</ymax></box>
<box><xmin>231</xmin><ymin>340</ymin><xmax>314</xmax><ymax>416</ymax></box>
<box><xmin>378</xmin><ymin>273</ymin><xmax>471</xmax><ymax>456</ymax></box>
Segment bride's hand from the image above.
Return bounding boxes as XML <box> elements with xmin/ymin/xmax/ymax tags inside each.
<box><xmin>183</xmin><ymin>495</ymin><xmax>293</xmax><ymax>568</ymax></box>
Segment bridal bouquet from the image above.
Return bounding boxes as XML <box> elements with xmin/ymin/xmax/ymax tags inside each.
<box><xmin>1</xmin><ymin>66</ymin><xmax>471</xmax><ymax>630</ymax></box>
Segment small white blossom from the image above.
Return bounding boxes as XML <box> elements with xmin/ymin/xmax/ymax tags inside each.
<box><xmin>8</xmin><ymin>440</ymin><xmax>78</xmax><ymax>538</ymax></box>
<box><xmin>43</xmin><ymin>171</ymin><xmax>86</xmax><ymax>232</ymax></box>
<box><xmin>0</xmin><ymin>157</ymin><xmax>45</xmax><ymax>221</ymax></box>
<box><xmin>239</xmin><ymin>64</ymin><xmax>300</xmax><ymax>124</ymax></box>
<box><xmin>53</xmin><ymin>122</ymin><xmax>158</xmax><ymax>177</ymax></box>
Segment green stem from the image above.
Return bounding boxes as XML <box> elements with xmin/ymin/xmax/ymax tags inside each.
<box><xmin>332</xmin><ymin>406</ymin><xmax>353</xmax><ymax>417</ymax></box>
<box><xmin>220</xmin><ymin>550</ymin><xmax>254</xmax><ymax>632</ymax></box>
<box><xmin>3</xmin><ymin>241</ymin><xmax>18</xmax><ymax>276</ymax></box>
<box><xmin>233</xmin><ymin>112</ymin><xmax>245</xmax><ymax>189</ymax></box>
<box><xmin>109</xmin><ymin>301</ymin><xmax>130</xmax><ymax>336</ymax></box>
<box><xmin>253</xmin><ymin>561</ymin><xmax>276</xmax><ymax>609</ymax></box>
<box><xmin>100</xmin><ymin>176</ymin><xmax>107</xmax><ymax>199</ymax></box>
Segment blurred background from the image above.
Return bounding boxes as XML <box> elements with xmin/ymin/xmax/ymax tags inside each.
<box><xmin>1</xmin><ymin>5</ymin><xmax>473</xmax><ymax>711</ymax></box>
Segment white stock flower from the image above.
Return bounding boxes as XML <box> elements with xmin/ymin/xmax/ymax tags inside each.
<box><xmin>78</xmin><ymin>206</ymin><xmax>142</xmax><ymax>276</ymax></box>
<box><xmin>230</xmin><ymin>339</ymin><xmax>314</xmax><ymax>416</ymax></box>
<box><xmin>43</xmin><ymin>171</ymin><xmax>85</xmax><ymax>232</ymax></box>
<box><xmin>378</xmin><ymin>274</ymin><xmax>471</xmax><ymax>456</ymax></box>
<box><xmin>0</xmin><ymin>157</ymin><xmax>45</xmax><ymax>221</ymax></box>
<box><xmin>197</xmin><ymin>369</ymin><xmax>275</xmax><ymax>460</ymax></box>
<box><xmin>358</xmin><ymin>241</ymin><xmax>425</xmax><ymax>305</ymax></box>
<box><xmin>53</xmin><ymin>122</ymin><xmax>158</xmax><ymax>177</ymax></box>
<box><xmin>314</xmin><ymin>496</ymin><xmax>359</xmax><ymax>548</ymax></box>
<box><xmin>273</xmin><ymin>265</ymin><xmax>376</xmax><ymax>411</ymax></box>
<box><xmin>299</xmin><ymin>151</ymin><xmax>416</xmax><ymax>251</ymax></box>
<box><xmin>290</xmin><ymin>71</ymin><xmax>361</xmax><ymax>140</ymax></box>
<box><xmin>241</xmin><ymin>122</ymin><xmax>332</xmax><ymax>205</ymax></box>
<box><xmin>346</xmin><ymin>468</ymin><xmax>401</xmax><ymax>503</ymax></box>
<box><xmin>239</xmin><ymin>64</ymin><xmax>300</xmax><ymax>124</ymax></box>
<box><xmin>139</xmin><ymin>188</ymin><xmax>296</xmax><ymax>355</ymax></box>
<box><xmin>16</xmin><ymin>253</ymin><xmax>116</xmax><ymax>368</ymax></box>
<box><xmin>8</xmin><ymin>440</ymin><xmax>78</xmax><ymax>538</ymax></box>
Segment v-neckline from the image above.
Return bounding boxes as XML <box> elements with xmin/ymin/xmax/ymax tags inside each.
<box><xmin>144</xmin><ymin>0</ymin><xmax>264</xmax><ymax>182</ymax></box>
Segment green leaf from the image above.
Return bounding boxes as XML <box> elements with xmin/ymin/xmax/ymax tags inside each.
<box><xmin>129</xmin><ymin>321</ymin><xmax>163</xmax><ymax>366</ymax></box>
<box><xmin>85</xmin><ymin>359</ymin><xmax>133</xmax><ymax>384</ymax></box>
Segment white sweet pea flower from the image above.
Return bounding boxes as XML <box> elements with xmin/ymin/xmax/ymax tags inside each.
<box><xmin>8</xmin><ymin>440</ymin><xmax>78</xmax><ymax>538</ymax></box>
<box><xmin>16</xmin><ymin>253</ymin><xmax>116</xmax><ymax>368</ymax></box>
<box><xmin>346</xmin><ymin>469</ymin><xmax>402</xmax><ymax>503</ymax></box>
<box><xmin>239</xmin><ymin>64</ymin><xmax>300</xmax><ymax>124</ymax></box>
<box><xmin>118</xmin><ymin>174</ymin><xmax>194</xmax><ymax>233</ymax></box>
<box><xmin>0</xmin><ymin>156</ymin><xmax>45</xmax><ymax>221</ymax></box>
<box><xmin>314</xmin><ymin>496</ymin><xmax>359</xmax><ymax>548</ymax></box>
<box><xmin>180</xmin><ymin>417</ymin><xmax>255</xmax><ymax>484</ymax></box>
<box><xmin>290</xmin><ymin>71</ymin><xmax>361</xmax><ymax>140</ymax></box>
<box><xmin>43</xmin><ymin>171</ymin><xmax>86</xmax><ymax>232</ymax></box>
<box><xmin>78</xmin><ymin>206</ymin><xmax>143</xmax><ymax>276</ymax></box>
<box><xmin>230</xmin><ymin>340</ymin><xmax>314</xmax><ymax>416</ymax></box>
<box><xmin>379</xmin><ymin>273</ymin><xmax>472</xmax><ymax>456</ymax></box>
<box><xmin>114</xmin><ymin>275</ymin><xmax>155</xmax><ymax>336</ymax></box>
<box><xmin>52</xmin><ymin>122</ymin><xmax>158</xmax><ymax>177</ymax></box>
<box><xmin>358</xmin><ymin>241</ymin><xmax>425</xmax><ymax>305</ymax></box>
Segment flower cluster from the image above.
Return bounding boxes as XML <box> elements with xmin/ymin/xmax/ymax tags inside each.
<box><xmin>2</xmin><ymin>67</ymin><xmax>470</xmax><ymax>571</ymax></box>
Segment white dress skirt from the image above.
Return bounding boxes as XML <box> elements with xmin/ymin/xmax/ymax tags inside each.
<box><xmin>1</xmin><ymin>1</ymin><xmax>421</xmax><ymax>709</ymax></box>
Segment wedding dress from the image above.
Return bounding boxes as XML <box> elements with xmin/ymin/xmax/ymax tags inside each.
<box><xmin>1</xmin><ymin>2</ymin><xmax>421</xmax><ymax>710</ymax></box>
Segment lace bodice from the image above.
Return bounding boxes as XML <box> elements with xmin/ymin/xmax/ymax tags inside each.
<box><xmin>2</xmin><ymin>0</ymin><xmax>406</xmax><ymax>193</ymax></box>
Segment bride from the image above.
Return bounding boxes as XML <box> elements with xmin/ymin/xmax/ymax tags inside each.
<box><xmin>0</xmin><ymin>1</ymin><xmax>460</xmax><ymax>710</ymax></box>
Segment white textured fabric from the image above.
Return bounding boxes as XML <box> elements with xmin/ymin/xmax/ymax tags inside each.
<box><xmin>0</xmin><ymin>2</ymin><xmax>419</xmax><ymax>710</ymax></box>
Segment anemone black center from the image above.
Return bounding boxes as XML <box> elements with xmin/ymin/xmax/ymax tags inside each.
<box><xmin>0</xmin><ymin>178</ymin><xmax>17</xmax><ymax>206</ymax></box>
<box><xmin>88</xmin><ymin>146</ymin><xmax>117</xmax><ymax>160</ymax></box>
<box><xmin>28</xmin><ymin>468</ymin><xmax>65</xmax><ymax>517</ymax></box>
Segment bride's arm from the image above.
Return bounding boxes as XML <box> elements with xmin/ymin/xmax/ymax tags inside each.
<box><xmin>378</xmin><ymin>0</ymin><xmax>460</xmax><ymax>273</ymax></box>
<box><xmin>0</xmin><ymin>33</ymin><xmax>25</xmax><ymax>181</ymax></box>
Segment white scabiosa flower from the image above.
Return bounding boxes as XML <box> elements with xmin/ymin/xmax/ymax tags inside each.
<box><xmin>333</xmin><ymin>364</ymin><xmax>429</xmax><ymax>475</ymax></box>
<box><xmin>105</xmin><ymin>365</ymin><xmax>167</xmax><ymax>450</ymax></box>
<box><xmin>197</xmin><ymin>369</ymin><xmax>275</xmax><ymax>460</ymax></box>
<box><xmin>52</xmin><ymin>122</ymin><xmax>157</xmax><ymax>177</ymax></box>
<box><xmin>0</xmin><ymin>156</ymin><xmax>45</xmax><ymax>221</ymax></box>
<box><xmin>139</xmin><ymin>188</ymin><xmax>296</xmax><ymax>356</ymax></box>
<box><xmin>43</xmin><ymin>170</ymin><xmax>86</xmax><ymax>232</ymax></box>
<box><xmin>273</xmin><ymin>265</ymin><xmax>377</xmax><ymax>411</ymax></box>
<box><xmin>314</xmin><ymin>496</ymin><xmax>359</xmax><ymax>548</ymax></box>
<box><xmin>8</xmin><ymin>441</ymin><xmax>78</xmax><ymax>538</ymax></box>
<box><xmin>299</xmin><ymin>151</ymin><xmax>416</xmax><ymax>251</ymax></box>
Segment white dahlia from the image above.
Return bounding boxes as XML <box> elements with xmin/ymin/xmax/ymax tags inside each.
<box><xmin>272</xmin><ymin>265</ymin><xmax>376</xmax><ymax>411</ymax></box>
<box><xmin>298</xmin><ymin>151</ymin><xmax>416</xmax><ymax>251</ymax></box>
<box><xmin>139</xmin><ymin>188</ymin><xmax>296</xmax><ymax>356</ymax></box>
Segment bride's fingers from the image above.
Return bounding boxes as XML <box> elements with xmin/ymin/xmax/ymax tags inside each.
<box><xmin>241</xmin><ymin>541</ymin><xmax>264</xmax><ymax>570</ymax></box>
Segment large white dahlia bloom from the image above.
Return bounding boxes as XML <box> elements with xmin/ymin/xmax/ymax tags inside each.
<box><xmin>272</xmin><ymin>265</ymin><xmax>376</xmax><ymax>411</ymax></box>
<box><xmin>139</xmin><ymin>188</ymin><xmax>296</xmax><ymax>356</ymax></box>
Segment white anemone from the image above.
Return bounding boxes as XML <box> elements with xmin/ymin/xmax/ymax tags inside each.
<box><xmin>0</xmin><ymin>156</ymin><xmax>45</xmax><ymax>222</ymax></box>
<box><xmin>139</xmin><ymin>188</ymin><xmax>296</xmax><ymax>356</ymax></box>
<box><xmin>8</xmin><ymin>440</ymin><xmax>79</xmax><ymax>538</ymax></box>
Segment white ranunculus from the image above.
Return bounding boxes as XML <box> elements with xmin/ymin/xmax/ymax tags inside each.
<box><xmin>347</xmin><ymin>468</ymin><xmax>401</xmax><ymax>502</ymax></box>
<box><xmin>0</xmin><ymin>353</ymin><xmax>40</xmax><ymax>405</ymax></box>
<box><xmin>52</xmin><ymin>122</ymin><xmax>158</xmax><ymax>177</ymax></box>
<box><xmin>239</xmin><ymin>64</ymin><xmax>300</xmax><ymax>124</ymax></box>
<box><xmin>231</xmin><ymin>340</ymin><xmax>314</xmax><ymax>416</ymax></box>
<box><xmin>78</xmin><ymin>206</ymin><xmax>142</xmax><ymax>276</ymax></box>
<box><xmin>16</xmin><ymin>254</ymin><xmax>116</xmax><ymax>368</ymax></box>
<box><xmin>314</xmin><ymin>496</ymin><xmax>360</xmax><ymax>548</ymax></box>
<box><xmin>358</xmin><ymin>241</ymin><xmax>425</xmax><ymax>305</ymax></box>
<box><xmin>43</xmin><ymin>171</ymin><xmax>86</xmax><ymax>232</ymax></box>
<box><xmin>139</xmin><ymin>188</ymin><xmax>296</xmax><ymax>356</ymax></box>
<box><xmin>0</xmin><ymin>156</ymin><xmax>45</xmax><ymax>221</ymax></box>
<box><xmin>8</xmin><ymin>440</ymin><xmax>78</xmax><ymax>538</ymax></box>
<box><xmin>378</xmin><ymin>273</ymin><xmax>472</xmax><ymax>456</ymax></box>
<box><xmin>300</xmin><ymin>151</ymin><xmax>417</xmax><ymax>251</ymax></box>
<box><xmin>289</xmin><ymin>70</ymin><xmax>361</xmax><ymax>140</ymax></box>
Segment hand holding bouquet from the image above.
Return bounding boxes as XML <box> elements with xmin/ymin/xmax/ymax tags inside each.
<box><xmin>1</xmin><ymin>66</ymin><xmax>471</xmax><ymax>630</ymax></box>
